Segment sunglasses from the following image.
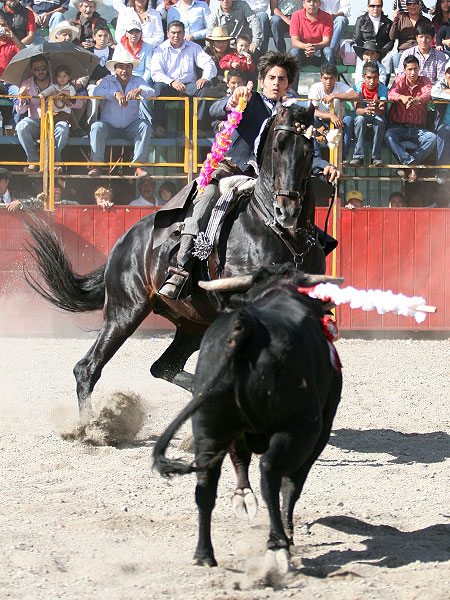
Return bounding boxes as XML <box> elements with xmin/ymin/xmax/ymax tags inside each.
<box><xmin>32</xmin><ymin>66</ymin><xmax>47</xmax><ymax>72</ymax></box>
<box><xmin>406</xmin><ymin>1</ymin><xmax>420</xmax><ymax>4</ymax></box>
<box><xmin>368</xmin><ymin>4</ymin><xmax>382</xmax><ymax>7</ymax></box>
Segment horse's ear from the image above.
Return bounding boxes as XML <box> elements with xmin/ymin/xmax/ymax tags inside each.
<box><xmin>307</xmin><ymin>103</ymin><xmax>315</xmax><ymax>118</ymax></box>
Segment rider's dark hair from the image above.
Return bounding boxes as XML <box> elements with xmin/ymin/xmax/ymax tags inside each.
<box><xmin>414</xmin><ymin>21</ymin><xmax>435</xmax><ymax>37</ymax></box>
<box><xmin>258</xmin><ymin>52</ymin><xmax>298</xmax><ymax>85</ymax></box>
<box><xmin>167</xmin><ymin>19</ymin><xmax>185</xmax><ymax>31</ymax></box>
<box><xmin>403</xmin><ymin>54</ymin><xmax>419</xmax><ymax>68</ymax></box>
<box><xmin>363</xmin><ymin>60</ymin><xmax>379</xmax><ymax>75</ymax></box>
<box><xmin>320</xmin><ymin>63</ymin><xmax>338</xmax><ymax>77</ymax></box>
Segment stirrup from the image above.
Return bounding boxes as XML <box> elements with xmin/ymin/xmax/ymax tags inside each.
<box><xmin>158</xmin><ymin>266</ymin><xmax>190</xmax><ymax>300</ymax></box>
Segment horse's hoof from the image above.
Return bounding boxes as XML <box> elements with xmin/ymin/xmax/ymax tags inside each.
<box><xmin>192</xmin><ymin>556</ymin><xmax>217</xmax><ymax>567</ymax></box>
<box><xmin>231</xmin><ymin>487</ymin><xmax>258</xmax><ymax>521</ymax></box>
<box><xmin>264</xmin><ymin>548</ymin><xmax>290</xmax><ymax>575</ymax></box>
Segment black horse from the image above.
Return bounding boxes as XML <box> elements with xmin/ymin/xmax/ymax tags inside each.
<box><xmin>26</xmin><ymin>103</ymin><xmax>330</xmax><ymax>412</ymax></box>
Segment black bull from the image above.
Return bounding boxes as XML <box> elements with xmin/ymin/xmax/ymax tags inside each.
<box><xmin>25</xmin><ymin>103</ymin><xmax>335</xmax><ymax>416</ymax></box>
<box><xmin>153</xmin><ymin>265</ymin><xmax>343</xmax><ymax>569</ymax></box>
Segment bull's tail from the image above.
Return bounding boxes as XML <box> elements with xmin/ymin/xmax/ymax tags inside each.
<box><xmin>153</xmin><ymin>311</ymin><xmax>252</xmax><ymax>478</ymax></box>
<box><xmin>25</xmin><ymin>219</ymin><xmax>106</xmax><ymax>313</ymax></box>
<box><xmin>152</xmin><ymin>396</ymin><xmax>206</xmax><ymax>477</ymax></box>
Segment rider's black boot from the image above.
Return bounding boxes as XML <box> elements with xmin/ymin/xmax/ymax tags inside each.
<box><xmin>158</xmin><ymin>234</ymin><xmax>195</xmax><ymax>299</ymax></box>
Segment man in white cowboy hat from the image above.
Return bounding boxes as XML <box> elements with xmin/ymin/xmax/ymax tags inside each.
<box><xmin>48</xmin><ymin>18</ymin><xmax>79</xmax><ymax>41</ymax></box>
<box><xmin>88</xmin><ymin>45</ymin><xmax>155</xmax><ymax>177</ymax></box>
<box><xmin>69</xmin><ymin>0</ymin><xmax>108</xmax><ymax>49</ymax></box>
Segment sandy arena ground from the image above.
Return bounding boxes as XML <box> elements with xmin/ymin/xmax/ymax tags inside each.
<box><xmin>0</xmin><ymin>335</ymin><xmax>449</xmax><ymax>600</ymax></box>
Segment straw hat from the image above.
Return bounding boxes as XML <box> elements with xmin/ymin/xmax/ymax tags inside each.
<box><xmin>206</xmin><ymin>26</ymin><xmax>233</xmax><ymax>42</ymax></box>
<box><xmin>49</xmin><ymin>20</ymin><xmax>80</xmax><ymax>43</ymax></box>
<box><xmin>106</xmin><ymin>46</ymin><xmax>140</xmax><ymax>73</ymax></box>
<box><xmin>72</xmin><ymin>0</ymin><xmax>103</xmax><ymax>8</ymax></box>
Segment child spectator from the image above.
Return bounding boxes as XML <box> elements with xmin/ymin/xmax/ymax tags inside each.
<box><xmin>159</xmin><ymin>180</ymin><xmax>177</xmax><ymax>202</ymax></box>
<box><xmin>344</xmin><ymin>189</ymin><xmax>365</xmax><ymax>209</ymax></box>
<box><xmin>219</xmin><ymin>33</ymin><xmax>256</xmax><ymax>75</ymax></box>
<box><xmin>225</xmin><ymin>68</ymin><xmax>246</xmax><ymax>94</ymax></box>
<box><xmin>354</xmin><ymin>41</ymin><xmax>387</xmax><ymax>85</ymax></box>
<box><xmin>389</xmin><ymin>191</ymin><xmax>408</xmax><ymax>206</ymax></box>
<box><xmin>39</xmin><ymin>65</ymin><xmax>77</xmax><ymax>125</ymax></box>
<box><xmin>94</xmin><ymin>186</ymin><xmax>114</xmax><ymax>209</ymax></box>
<box><xmin>85</xmin><ymin>24</ymin><xmax>114</xmax><ymax>128</ymax></box>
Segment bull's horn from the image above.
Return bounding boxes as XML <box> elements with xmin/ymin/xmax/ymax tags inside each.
<box><xmin>198</xmin><ymin>275</ymin><xmax>253</xmax><ymax>292</ymax></box>
<box><xmin>304</xmin><ymin>274</ymin><xmax>345</xmax><ymax>286</ymax></box>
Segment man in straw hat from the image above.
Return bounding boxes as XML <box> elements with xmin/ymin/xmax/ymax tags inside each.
<box><xmin>88</xmin><ymin>46</ymin><xmax>155</xmax><ymax>177</ymax></box>
<box><xmin>207</xmin><ymin>0</ymin><xmax>262</xmax><ymax>55</ymax></box>
<box><xmin>48</xmin><ymin>19</ymin><xmax>79</xmax><ymax>41</ymax></box>
<box><xmin>69</xmin><ymin>0</ymin><xmax>108</xmax><ymax>49</ymax></box>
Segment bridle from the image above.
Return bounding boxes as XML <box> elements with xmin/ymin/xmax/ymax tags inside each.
<box><xmin>270</xmin><ymin>122</ymin><xmax>314</xmax><ymax>212</ymax></box>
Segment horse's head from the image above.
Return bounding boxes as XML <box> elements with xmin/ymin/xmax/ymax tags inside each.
<box><xmin>256</xmin><ymin>103</ymin><xmax>315</xmax><ymax>230</ymax></box>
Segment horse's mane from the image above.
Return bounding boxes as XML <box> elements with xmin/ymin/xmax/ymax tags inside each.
<box><xmin>255</xmin><ymin>103</ymin><xmax>314</xmax><ymax>168</ymax></box>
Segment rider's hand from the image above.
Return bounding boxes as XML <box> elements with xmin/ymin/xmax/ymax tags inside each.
<box><xmin>230</xmin><ymin>81</ymin><xmax>253</xmax><ymax>107</ymax></box>
<box><xmin>322</xmin><ymin>165</ymin><xmax>340</xmax><ymax>183</ymax></box>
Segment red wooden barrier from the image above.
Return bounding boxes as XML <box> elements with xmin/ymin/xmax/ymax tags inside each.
<box><xmin>0</xmin><ymin>206</ymin><xmax>447</xmax><ymax>335</ymax></box>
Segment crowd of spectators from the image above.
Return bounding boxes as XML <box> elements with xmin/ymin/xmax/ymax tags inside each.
<box><xmin>0</xmin><ymin>0</ymin><xmax>450</xmax><ymax>188</ymax></box>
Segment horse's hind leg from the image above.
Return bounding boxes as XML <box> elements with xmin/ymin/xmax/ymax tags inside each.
<box><xmin>150</xmin><ymin>325</ymin><xmax>202</xmax><ymax>392</ymax></box>
<box><xmin>74</xmin><ymin>295</ymin><xmax>152</xmax><ymax>417</ymax></box>
<box><xmin>230</xmin><ymin>436</ymin><xmax>258</xmax><ymax>521</ymax></box>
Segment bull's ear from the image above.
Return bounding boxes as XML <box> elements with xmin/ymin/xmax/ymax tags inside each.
<box><xmin>303</xmin><ymin>274</ymin><xmax>344</xmax><ymax>286</ymax></box>
<box><xmin>199</xmin><ymin>275</ymin><xmax>253</xmax><ymax>293</ymax></box>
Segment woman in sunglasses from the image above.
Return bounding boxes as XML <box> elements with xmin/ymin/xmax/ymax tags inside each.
<box><xmin>390</xmin><ymin>0</ymin><xmax>431</xmax><ymax>71</ymax></box>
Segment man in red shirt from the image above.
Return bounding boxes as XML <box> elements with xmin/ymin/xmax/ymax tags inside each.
<box><xmin>0</xmin><ymin>12</ymin><xmax>24</xmax><ymax>130</ymax></box>
<box><xmin>288</xmin><ymin>0</ymin><xmax>334</xmax><ymax>90</ymax></box>
<box><xmin>1</xmin><ymin>0</ymin><xmax>36</xmax><ymax>46</ymax></box>
<box><xmin>386</xmin><ymin>54</ymin><xmax>435</xmax><ymax>182</ymax></box>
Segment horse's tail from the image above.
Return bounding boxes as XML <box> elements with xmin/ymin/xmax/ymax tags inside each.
<box><xmin>153</xmin><ymin>311</ymin><xmax>252</xmax><ymax>478</ymax></box>
<box><xmin>25</xmin><ymin>219</ymin><xmax>106</xmax><ymax>313</ymax></box>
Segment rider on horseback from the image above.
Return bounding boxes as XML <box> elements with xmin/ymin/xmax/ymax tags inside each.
<box><xmin>158</xmin><ymin>51</ymin><xmax>340</xmax><ymax>300</ymax></box>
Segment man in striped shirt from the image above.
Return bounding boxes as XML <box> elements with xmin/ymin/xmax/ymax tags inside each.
<box><xmin>398</xmin><ymin>21</ymin><xmax>446</xmax><ymax>83</ymax></box>
<box><xmin>385</xmin><ymin>54</ymin><xmax>436</xmax><ymax>182</ymax></box>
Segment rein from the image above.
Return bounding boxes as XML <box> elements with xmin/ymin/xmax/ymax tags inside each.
<box><xmin>250</xmin><ymin>196</ymin><xmax>317</xmax><ymax>268</ymax></box>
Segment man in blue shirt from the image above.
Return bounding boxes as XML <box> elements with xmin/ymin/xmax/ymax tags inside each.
<box><xmin>88</xmin><ymin>46</ymin><xmax>155</xmax><ymax>177</ymax></box>
<box><xmin>350</xmin><ymin>60</ymin><xmax>388</xmax><ymax>167</ymax></box>
<box><xmin>21</xmin><ymin>0</ymin><xmax>67</xmax><ymax>32</ymax></box>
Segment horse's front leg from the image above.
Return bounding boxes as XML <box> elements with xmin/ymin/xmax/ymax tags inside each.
<box><xmin>229</xmin><ymin>436</ymin><xmax>258</xmax><ymax>521</ymax></box>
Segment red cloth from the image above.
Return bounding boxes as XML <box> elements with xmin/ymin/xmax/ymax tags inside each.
<box><xmin>388</xmin><ymin>73</ymin><xmax>431</xmax><ymax>126</ymax></box>
<box><xmin>0</xmin><ymin>37</ymin><xmax>19</xmax><ymax>77</ymax></box>
<box><xmin>219</xmin><ymin>51</ymin><xmax>256</xmax><ymax>73</ymax></box>
<box><xmin>361</xmin><ymin>82</ymin><xmax>378</xmax><ymax>101</ymax></box>
<box><xmin>289</xmin><ymin>8</ymin><xmax>333</xmax><ymax>44</ymax></box>
<box><xmin>121</xmin><ymin>35</ymin><xmax>143</xmax><ymax>59</ymax></box>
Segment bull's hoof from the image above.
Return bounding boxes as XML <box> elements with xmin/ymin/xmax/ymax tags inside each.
<box><xmin>264</xmin><ymin>548</ymin><xmax>290</xmax><ymax>575</ymax></box>
<box><xmin>231</xmin><ymin>487</ymin><xmax>258</xmax><ymax>521</ymax></box>
<box><xmin>192</xmin><ymin>556</ymin><xmax>217</xmax><ymax>567</ymax></box>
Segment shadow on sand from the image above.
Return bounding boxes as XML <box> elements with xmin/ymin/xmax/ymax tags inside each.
<box><xmin>329</xmin><ymin>428</ymin><xmax>450</xmax><ymax>464</ymax></box>
<box><xmin>298</xmin><ymin>516</ymin><xmax>450</xmax><ymax>577</ymax></box>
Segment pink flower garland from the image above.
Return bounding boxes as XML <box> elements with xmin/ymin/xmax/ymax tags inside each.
<box><xmin>197</xmin><ymin>97</ymin><xmax>247</xmax><ymax>194</ymax></box>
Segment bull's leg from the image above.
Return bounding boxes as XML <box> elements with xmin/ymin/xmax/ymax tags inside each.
<box><xmin>281</xmin><ymin>385</ymin><xmax>342</xmax><ymax>545</ymax></box>
<box><xmin>150</xmin><ymin>326</ymin><xmax>202</xmax><ymax>393</ymax></box>
<box><xmin>74</xmin><ymin>294</ymin><xmax>152</xmax><ymax>418</ymax></box>
<box><xmin>229</xmin><ymin>436</ymin><xmax>258</xmax><ymax>521</ymax></box>
<box><xmin>193</xmin><ymin>458</ymin><xmax>224</xmax><ymax>567</ymax></box>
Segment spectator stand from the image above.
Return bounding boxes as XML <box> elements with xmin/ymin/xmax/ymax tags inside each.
<box><xmin>44</xmin><ymin>95</ymin><xmax>191</xmax><ymax>209</ymax></box>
